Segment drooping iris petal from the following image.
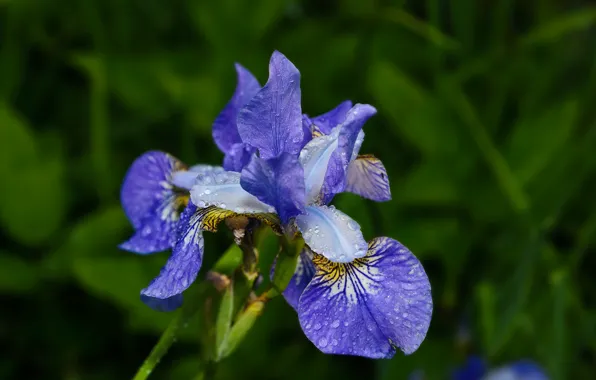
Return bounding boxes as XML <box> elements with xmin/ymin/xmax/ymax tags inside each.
<box><xmin>281</xmin><ymin>248</ymin><xmax>315</xmax><ymax>311</ymax></box>
<box><xmin>222</xmin><ymin>143</ymin><xmax>255</xmax><ymax>172</ymax></box>
<box><xmin>299</xmin><ymin>128</ymin><xmax>340</xmax><ymax>204</ymax></box>
<box><xmin>240</xmin><ymin>153</ymin><xmax>305</xmax><ymax>223</ymax></box>
<box><xmin>297</xmin><ymin>237</ymin><xmax>433</xmax><ymax>358</ymax></box>
<box><xmin>237</xmin><ymin>51</ymin><xmax>303</xmax><ymax>159</ymax></box>
<box><xmin>337</xmin><ymin>104</ymin><xmax>377</xmax><ymax>167</ymax></box>
<box><xmin>120</xmin><ymin>151</ymin><xmax>184</xmax><ymax>229</ymax></box>
<box><xmin>295</xmin><ymin>205</ymin><xmax>368</xmax><ymax>263</ymax></box>
<box><xmin>170</xmin><ymin>165</ymin><xmax>225</xmax><ymax>190</ymax></box>
<box><xmin>119</xmin><ymin>194</ymin><xmax>185</xmax><ymax>254</ymax></box>
<box><xmin>190</xmin><ymin>171</ymin><xmax>274</xmax><ymax>214</ymax></box>
<box><xmin>345</xmin><ymin>155</ymin><xmax>391</xmax><ymax>202</ymax></box>
<box><xmin>212</xmin><ymin>63</ymin><xmax>261</xmax><ymax>154</ymax></box>
<box><xmin>310</xmin><ymin>100</ymin><xmax>353</xmax><ymax>135</ymax></box>
<box><xmin>140</xmin><ymin>203</ymin><xmax>204</xmax><ymax>311</ymax></box>
<box><xmin>482</xmin><ymin>361</ymin><xmax>549</xmax><ymax>380</ymax></box>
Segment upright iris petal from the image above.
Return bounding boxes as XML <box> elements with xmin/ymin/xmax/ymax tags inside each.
<box><xmin>120</xmin><ymin>151</ymin><xmax>191</xmax><ymax>254</ymax></box>
<box><xmin>309</xmin><ymin>100</ymin><xmax>353</xmax><ymax>135</ymax></box>
<box><xmin>298</xmin><ymin>237</ymin><xmax>432</xmax><ymax>358</ymax></box>
<box><xmin>212</xmin><ymin>63</ymin><xmax>261</xmax><ymax>172</ymax></box>
<box><xmin>237</xmin><ymin>51</ymin><xmax>303</xmax><ymax>159</ymax></box>
<box><xmin>240</xmin><ymin>153</ymin><xmax>305</xmax><ymax>223</ymax></box>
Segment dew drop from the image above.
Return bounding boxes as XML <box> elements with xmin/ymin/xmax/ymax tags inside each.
<box><xmin>318</xmin><ymin>337</ymin><xmax>328</xmax><ymax>348</ymax></box>
<box><xmin>347</xmin><ymin>220</ymin><xmax>358</xmax><ymax>231</ymax></box>
<box><xmin>204</xmin><ymin>189</ymin><xmax>211</xmax><ymax>195</ymax></box>
<box><xmin>331</xmin><ymin>320</ymin><xmax>340</xmax><ymax>328</ymax></box>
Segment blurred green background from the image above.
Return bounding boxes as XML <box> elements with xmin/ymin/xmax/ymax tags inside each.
<box><xmin>1</xmin><ymin>0</ymin><xmax>596</xmax><ymax>379</ymax></box>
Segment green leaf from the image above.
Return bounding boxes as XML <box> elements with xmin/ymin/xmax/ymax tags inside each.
<box><xmin>368</xmin><ymin>62</ymin><xmax>465</xmax><ymax>157</ymax></box>
<box><xmin>215</xmin><ymin>282</ymin><xmax>234</xmax><ymax>360</ymax></box>
<box><xmin>217</xmin><ymin>300</ymin><xmax>265</xmax><ymax>360</ymax></box>
<box><xmin>0</xmin><ymin>157</ymin><xmax>66</xmax><ymax>246</ymax></box>
<box><xmin>520</xmin><ymin>8</ymin><xmax>596</xmax><ymax>46</ymax></box>
<box><xmin>505</xmin><ymin>100</ymin><xmax>577</xmax><ymax>185</ymax></box>
<box><xmin>548</xmin><ymin>269</ymin><xmax>568</xmax><ymax>380</ymax></box>
<box><xmin>476</xmin><ymin>282</ymin><xmax>496</xmax><ymax>351</ymax></box>
<box><xmin>212</xmin><ymin>245</ymin><xmax>242</xmax><ymax>274</ymax></box>
<box><xmin>0</xmin><ymin>251</ymin><xmax>39</xmax><ymax>293</ymax></box>
<box><xmin>271</xmin><ymin>239</ymin><xmax>301</xmax><ymax>293</ymax></box>
<box><xmin>0</xmin><ymin>103</ymin><xmax>37</xmax><ymax>171</ymax></box>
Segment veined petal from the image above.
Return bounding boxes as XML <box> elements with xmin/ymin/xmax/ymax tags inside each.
<box><xmin>295</xmin><ymin>205</ymin><xmax>368</xmax><ymax>263</ymax></box>
<box><xmin>345</xmin><ymin>155</ymin><xmax>391</xmax><ymax>202</ymax></box>
<box><xmin>190</xmin><ymin>171</ymin><xmax>274</xmax><ymax>214</ymax></box>
<box><xmin>170</xmin><ymin>165</ymin><xmax>225</xmax><ymax>190</ymax></box>
<box><xmin>240</xmin><ymin>153</ymin><xmax>305</xmax><ymax>223</ymax></box>
<box><xmin>120</xmin><ymin>151</ymin><xmax>185</xmax><ymax>229</ymax></box>
<box><xmin>278</xmin><ymin>248</ymin><xmax>315</xmax><ymax>311</ymax></box>
<box><xmin>310</xmin><ymin>100</ymin><xmax>353</xmax><ymax>135</ymax></box>
<box><xmin>482</xmin><ymin>361</ymin><xmax>548</xmax><ymax>380</ymax></box>
<box><xmin>141</xmin><ymin>203</ymin><xmax>204</xmax><ymax>311</ymax></box>
<box><xmin>212</xmin><ymin>63</ymin><xmax>261</xmax><ymax>154</ymax></box>
<box><xmin>222</xmin><ymin>143</ymin><xmax>255</xmax><ymax>172</ymax></box>
<box><xmin>237</xmin><ymin>51</ymin><xmax>303</xmax><ymax>159</ymax></box>
<box><xmin>297</xmin><ymin>237</ymin><xmax>433</xmax><ymax>358</ymax></box>
<box><xmin>119</xmin><ymin>193</ymin><xmax>187</xmax><ymax>254</ymax></box>
<box><xmin>299</xmin><ymin>128</ymin><xmax>340</xmax><ymax>204</ymax></box>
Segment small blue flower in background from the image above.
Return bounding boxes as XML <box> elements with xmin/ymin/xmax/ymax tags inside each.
<box><xmin>119</xmin><ymin>50</ymin><xmax>433</xmax><ymax>357</ymax></box>
<box><xmin>451</xmin><ymin>356</ymin><xmax>549</xmax><ymax>380</ymax></box>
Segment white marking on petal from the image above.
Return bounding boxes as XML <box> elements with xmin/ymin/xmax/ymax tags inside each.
<box><xmin>170</xmin><ymin>165</ymin><xmax>225</xmax><ymax>190</ymax></box>
<box><xmin>190</xmin><ymin>171</ymin><xmax>274</xmax><ymax>213</ymax></box>
<box><xmin>295</xmin><ymin>205</ymin><xmax>368</xmax><ymax>263</ymax></box>
<box><xmin>299</xmin><ymin>127</ymin><xmax>340</xmax><ymax>203</ymax></box>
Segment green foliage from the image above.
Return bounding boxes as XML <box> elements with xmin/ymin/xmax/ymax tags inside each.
<box><xmin>1</xmin><ymin>1</ymin><xmax>596</xmax><ymax>380</ymax></box>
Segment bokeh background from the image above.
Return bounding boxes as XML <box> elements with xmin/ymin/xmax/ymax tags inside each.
<box><xmin>1</xmin><ymin>0</ymin><xmax>596</xmax><ymax>379</ymax></box>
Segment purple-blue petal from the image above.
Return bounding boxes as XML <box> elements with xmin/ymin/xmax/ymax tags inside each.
<box><xmin>237</xmin><ymin>51</ymin><xmax>303</xmax><ymax>159</ymax></box>
<box><xmin>319</xmin><ymin>150</ymin><xmax>346</xmax><ymax>205</ymax></box>
<box><xmin>297</xmin><ymin>237</ymin><xmax>432</xmax><ymax>358</ymax></box>
<box><xmin>337</xmin><ymin>104</ymin><xmax>377</xmax><ymax>167</ymax></box>
<box><xmin>119</xmin><ymin>195</ymin><xmax>181</xmax><ymax>254</ymax></box>
<box><xmin>452</xmin><ymin>356</ymin><xmax>488</xmax><ymax>380</ymax></box>
<box><xmin>310</xmin><ymin>100</ymin><xmax>353</xmax><ymax>135</ymax></box>
<box><xmin>223</xmin><ymin>143</ymin><xmax>255</xmax><ymax>172</ymax></box>
<box><xmin>121</xmin><ymin>151</ymin><xmax>183</xmax><ymax>229</ymax></box>
<box><xmin>345</xmin><ymin>155</ymin><xmax>391</xmax><ymax>202</ymax></box>
<box><xmin>212</xmin><ymin>63</ymin><xmax>261</xmax><ymax>154</ymax></box>
<box><xmin>282</xmin><ymin>248</ymin><xmax>315</xmax><ymax>311</ymax></box>
<box><xmin>482</xmin><ymin>361</ymin><xmax>549</xmax><ymax>380</ymax></box>
<box><xmin>140</xmin><ymin>203</ymin><xmax>204</xmax><ymax>311</ymax></box>
<box><xmin>240</xmin><ymin>153</ymin><xmax>305</xmax><ymax>223</ymax></box>
<box><xmin>141</xmin><ymin>294</ymin><xmax>183</xmax><ymax>312</ymax></box>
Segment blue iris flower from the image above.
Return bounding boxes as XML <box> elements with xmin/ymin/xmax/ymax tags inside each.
<box><xmin>119</xmin><ymin>51</ymin><xmax>433</xmax><ymax>358</ymax></box>
<box><xmin>451</xmin><ymin>356</ymin><xmax>549</xmax><ymax>380</ymax></box>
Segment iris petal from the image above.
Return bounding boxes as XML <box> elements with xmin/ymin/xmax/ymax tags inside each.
<box><xmin>482</xmin><ymin>361</ymin><xmax>549</xmax><ymax>380</ymax></box>
<box><xmin>295</xmin><ymin>205</ymin><xmax>368</xmax><ymax>263</ymax></box>
<box><xmin>337</xmin><ymin>104</ymin><xmax>376</xmax><ymax>167</ymax></box>
<box><xmin>240</xmin><ymin>153</ymin><xmax>305</xmax><ymax>223</ymax></box>
<box><xmin>277</xmin><ymin>248</ymin><xmax>315</xmax><ymax>311</ymax></box>
<box><xmin>299</xmin><ymin>128</ymin><xmax>340</xmax><ymax>204</ymax></box>
<box><xmin>310</xmin><ymin>100</ymin><xmax>353</xmax><ymax>135</ymax></box>
<box><xmin>345</xmin><ymin>155</ymin><xmax>391</xmax><ymax>202</ymax></box>
<box><xmin>119</xmin><ymin>194</ymin><xmax>185</xmax><ymax>254</ymax></box>
<box><xmin>222</xmin><ymin>143</ymin><xmax>255</xmax><ymax>172</ymax></box>
<box><xmin>120</xmin><ymin>151</ymin><xmax>184</xmax><ymax>229</ymax></box>
<box><xmin>140</xmin><ymin>203</ymin><xmax>204</xmax><ymax>311</ymax></box>
<box><xmin>237</xmin><ymin>51</ymin><xmax>303</xmax><ymax>159</ymax></box>
<box><xmin>297</xmin><ymin>237</ymin><xmax>432</xmax><ymax>358</ymax></box>
<box><xmin>190</xmin><ymin>171</ymin><xmax>274</xmax><ymax>214</ymax></box>
<box><xmin>212</xmin><ymin>63</ymin><xmax>261</xmax><ymax>154</ymax></box>
<box><xmin>170</xmin><ymin>165</ymin><xmax>225</xmax><ymax>190</ymax></box>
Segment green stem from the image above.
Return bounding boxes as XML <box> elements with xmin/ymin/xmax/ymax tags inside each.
<box><xmin>132</xmin><ymin>312</ymin><xmax>184</xmax><ymax>380</ymax></box>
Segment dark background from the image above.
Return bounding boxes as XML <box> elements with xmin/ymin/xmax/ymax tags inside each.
<box><xmin>1</xmin><ymin>0</ymin><xmax>595</xmax><ymax>379</ymax></box>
